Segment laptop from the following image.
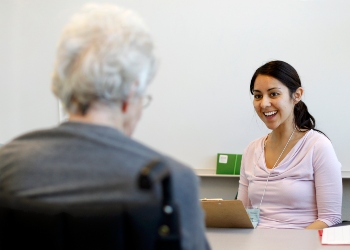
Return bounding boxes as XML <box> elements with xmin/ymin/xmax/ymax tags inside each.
<box><xmin>201</xmin><ymin>199</ymin><xmax>257</xmax><ymax>228</ymax></box>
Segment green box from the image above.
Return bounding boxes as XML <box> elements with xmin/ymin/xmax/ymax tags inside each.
<box><xmin>216</xmin><ymin>153</ymin><xmax>242</xmax><ymax>175</ymax></box>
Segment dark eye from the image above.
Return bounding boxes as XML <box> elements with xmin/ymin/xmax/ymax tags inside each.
<box><xmin>254</xmin><ymin>94</ymin><xmax>262</xmax><ymax>99</ymax></box>
<box><xmin>270</xmin><ymin>92</ymin><xmax>279</xmax><ymax>97</ymax></box>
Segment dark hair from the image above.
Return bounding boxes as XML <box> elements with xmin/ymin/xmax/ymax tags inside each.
<box><xmin>250</xmin><ymin>60</ymin><xmax>326</xmax><ymax>136</ymax></box>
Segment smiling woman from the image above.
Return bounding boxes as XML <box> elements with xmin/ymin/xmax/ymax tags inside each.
<box><xmin>237</xmin><ymin>60</ymin><xmax>343</xmax><ymax>230</ymax></box>
<box><xmin>251</xmin><ymin>75</ymin><xmax>303</xmax><ymax>132</ymax></box>
<box><xmin>250</xmin><ymin>61</ymin><xmax>323</xmax><ymax>137</ymax></box>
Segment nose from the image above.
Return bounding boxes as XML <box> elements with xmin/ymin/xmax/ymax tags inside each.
<box><xmin>260</xmin><ymin>96</ymin><xmax>271</xmax><ymax>108</ymax></box>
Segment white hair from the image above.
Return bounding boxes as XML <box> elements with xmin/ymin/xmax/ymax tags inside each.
<box><xmin>52</xmin><ymin>3</ymin><xmax>156</xmax><ymax>114</ymax></box>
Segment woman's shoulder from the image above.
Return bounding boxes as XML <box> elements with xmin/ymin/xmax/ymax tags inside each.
<box><xmin>306</xmin><ymin>129</ymin><xmax>332</xmax><ymax>144</ymax></box>
<box><xmin>302</xmin><ymin>129</ymin><xmax>335</xmax><ymax>153</ymax></box>
<box><xmin>305</xmin><ymin>130</ymin><xmax>341</xmax><ymax>171</ymax></box>
<box><xmin>243</xmin><ymin>135</ymin><xmax>266</xmax><ymax>153</ymax></box>
<box><xmin>248</xmin><ymin>135</ymin><xmax>266</xmax><ymax>146</ymax></box>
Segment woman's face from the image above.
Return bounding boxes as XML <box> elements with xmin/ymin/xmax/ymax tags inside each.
<box><xmin>252</xmin><ymin>74</ymin><xmax>296</xmax><ymax>131</ymax></box>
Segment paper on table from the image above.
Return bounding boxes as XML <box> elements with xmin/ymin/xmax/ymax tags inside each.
<box><xmin>321</xmin><ymin>225</ymin><xmax>350</xmax><ymax>245</ymax></box>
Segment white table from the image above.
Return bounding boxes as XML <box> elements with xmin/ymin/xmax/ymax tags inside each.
<box><xmin>206</xmin><ymin>228</ymin><xmax>350</xmax><ymax>250</ymax></box>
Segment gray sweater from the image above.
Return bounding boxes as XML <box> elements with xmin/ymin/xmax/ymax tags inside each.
<box><xmin>0</xmin><ymin>122</ymin><xmax>210</xmax><ymax>250</ymax></box>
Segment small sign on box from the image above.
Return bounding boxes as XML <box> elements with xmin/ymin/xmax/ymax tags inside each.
<box><xmin>216</xmin><ymin>153</ymin><xmax>242</xmax><ymax>175</ymax></box>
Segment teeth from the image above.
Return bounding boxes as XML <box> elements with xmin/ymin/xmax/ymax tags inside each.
<box><xmin>264</xmin><ymin>111</ymin><xmax>277</xmax><ymax>116</ymax></box>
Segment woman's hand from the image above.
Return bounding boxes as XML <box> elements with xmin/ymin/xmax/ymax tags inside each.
<box><xmin>305</xmin><ymin>220</ymin><xmax>328</xmax><ymax>229</ymax></box>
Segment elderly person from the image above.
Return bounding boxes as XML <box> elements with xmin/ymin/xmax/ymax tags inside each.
<box><xmin>0</xmin><ymin>4</ymin><xmax>209</xmax><ymax>249</ymax></box>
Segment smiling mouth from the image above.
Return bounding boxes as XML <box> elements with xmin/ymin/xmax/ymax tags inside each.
<box><xmin>264</xmin><ymin>111</ymin><xmax>277</xmax><ymax>117</ymax></box>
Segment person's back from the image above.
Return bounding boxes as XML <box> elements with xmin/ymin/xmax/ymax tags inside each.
<box><xmin>0</xmin><ymin>4</ymin><xmax>209</xmax><ymax>249</ymax></box>
<box><xmin>0</xmin><ymin>123</ymin><xmax>209</xmax><ymax>249</ymax></box>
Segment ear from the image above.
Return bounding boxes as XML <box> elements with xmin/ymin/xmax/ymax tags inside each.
<box><xmin>121</xmin><ymin>81</ymin><xmax>140</xmax><ymax>113</ymax></box>
<box><xmin>293</xmin><ymin>87</ymin><xmax>304</xmax><ymax>104</ymax></box>
<box><xmin>121</xmin><ymin>101</ymin><xmax>128</xmax><ymax>113</ymax></box>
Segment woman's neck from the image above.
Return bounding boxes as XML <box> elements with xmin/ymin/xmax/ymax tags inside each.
<box><xmin>269</xmin><ymin>125</ymin><xmax>296</xmax><ymax>143</ymax></box>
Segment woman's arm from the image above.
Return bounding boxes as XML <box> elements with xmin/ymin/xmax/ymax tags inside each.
<box><xmin>310</xmin><ymin>136</ymin><xmax>342</xmax><ymax>228</ymax></box>
<box><xmin>237</xmin><ymin>152</ymin><xmax>251</xmax><ymax>206</ymax></box>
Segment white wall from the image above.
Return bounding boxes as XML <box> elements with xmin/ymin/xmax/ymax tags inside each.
<box><xmin>1</xmin><ymin>0</ymin><xmax>350</xmax><ymax>171</ymax></box>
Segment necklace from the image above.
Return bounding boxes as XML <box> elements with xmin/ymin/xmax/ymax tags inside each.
<box><xmin>268</xmin><ymin>128</ymin><xmax>296</xmax><ymax>170</ymax></box>
<box><xmin>258</xmin><ymin>128</ymin><xmax>296</xmax><ymax>208</ymax></box>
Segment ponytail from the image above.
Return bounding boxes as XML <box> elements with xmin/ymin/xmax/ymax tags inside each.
<box><xmin>294</xmin><ymin>100</ymin><xmax>327</xmax><ymax>137</ymax></box>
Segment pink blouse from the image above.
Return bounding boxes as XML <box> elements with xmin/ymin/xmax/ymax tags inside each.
<box><xmin>237</xmin><ymin>130</ymin><xmax>342</xmax><ymax>229</ymax></box>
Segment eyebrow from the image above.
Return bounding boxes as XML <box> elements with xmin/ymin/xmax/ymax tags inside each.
<box><xmin>252</xmin><ymin>87</ymin><xmax>281</xmax><ymax>93</ymax></box>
